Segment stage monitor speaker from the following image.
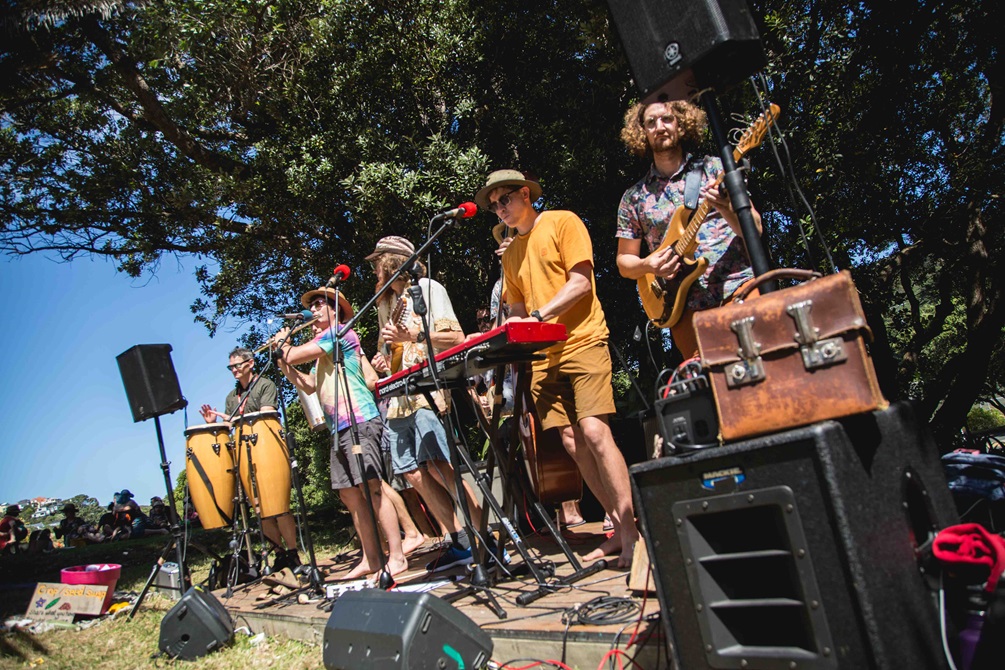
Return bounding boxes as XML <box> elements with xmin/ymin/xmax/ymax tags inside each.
<box><xmin>159</xmin><ymin>586</ymin><xmax>234</xmax><ymax>660</ymax></box>
<box><xmin>630</xmin><ymin>401</ymin><xmax>956</xmax><ymax>670</ymax></box>
<box><xmin>323</xmin><ymin>590</ymin><xmax>492</xmax><ymax>670</ymax></box>
<box><xmin>116</xmin><ymin>343</ymin><xmax>187</xmax><ymax>422</ymax></box>
<box><xmin>607</xmin><ymin>0</ymin><xmax>766</xmax><ymax>102</ymax></box>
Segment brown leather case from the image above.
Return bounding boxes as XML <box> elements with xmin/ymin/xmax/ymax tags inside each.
<box><xmin>694</xmin><ymin>269</ymin><xmax>887</xmax><ymax>441</ymax></box>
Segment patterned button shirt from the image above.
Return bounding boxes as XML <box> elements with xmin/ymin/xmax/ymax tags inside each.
<box><xmin>616</xmin><ymin>155</ymin><xmax>753</xmax><ymax>311</ymax></box>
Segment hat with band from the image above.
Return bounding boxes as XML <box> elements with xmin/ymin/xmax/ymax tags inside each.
<box><xmin>474</xmin><ymin>169</ymin><xmax>542</xmax><ymax>210</ymax></box>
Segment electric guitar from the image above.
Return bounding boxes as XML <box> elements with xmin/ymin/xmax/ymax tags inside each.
<box><xmin>638</xmin><ymin>103</ymin><xmax>781</xmax><ymax>328</ymax></box>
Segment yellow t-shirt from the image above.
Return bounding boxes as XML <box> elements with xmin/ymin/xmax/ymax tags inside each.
<box><xmin>502</xmin><ymin>210</ymin><xmax>609</xmax><ymax>369</ymax></box>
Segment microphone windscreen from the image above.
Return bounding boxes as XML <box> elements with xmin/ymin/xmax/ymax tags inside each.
<box><xmin>459</xmin><ymin>202</ymin><xmax>478</xmax><ymax>218</ymax></box>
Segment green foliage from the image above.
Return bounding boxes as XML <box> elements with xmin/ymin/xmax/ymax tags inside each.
<box><xmin>1</xmin><ymin>0</ymin><xmax>1001</xmax><ymax>456</ymax></box>
<box><xmin>968</xmin><ymin>405</ymin><xmax>1005</xmax><ymax>433</ymax></box>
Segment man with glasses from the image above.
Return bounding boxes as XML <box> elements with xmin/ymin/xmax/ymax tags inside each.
<box><xmin>474</xmin><ymin>169</ymin><xmax>638</xmax><ymax>567</ymax></box>
<box><xmin>275</xmin><ymin>287</ymin><xmax>408</xmax><ymax>580</ymax></box>
<box><xmin>615</xmin><ymin>100</ymin><xmax>762</xmax><ymax>358</ymax></box>
<box><xmin>199</xmin><ymin>347</ymin><xmax>301</xmax><ymax>570</ymax></box>
<box><xmin>367</xmin><ymin>236</ymin><xmax>487</xmax><ymax>572</ymax></box>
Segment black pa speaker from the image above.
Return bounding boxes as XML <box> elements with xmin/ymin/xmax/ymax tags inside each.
<box><xmin>323</xmin><ymin>590</ymin><xmax>492</xmax><ymax>670</ymax></box>
<box><xmin>116</xmin><ymin>344</ymin><xmax>187</xmax><ymax>422</ymax></box>
<box><xmin>159</xmin><ymin>586</ymin><xmax>234</xmax><ymax>660</ymax></box>
<box><xmin>607</xmin><ymin>0</ymin><xmax>766</xmax><ymax>102</ymax></box>
<box><xmin>630</xmin><ymin>402</ymin><xmax>956</xmax><ymax>669</ymax></box>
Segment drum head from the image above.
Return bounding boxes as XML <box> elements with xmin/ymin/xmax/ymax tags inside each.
<box><xmin>232</xmin><ymin>410</ymin><xmax>281</xmax><ymax>425</ymax></box>
<box><xmin>184</xmin><ymin>422</ymin><xmax>232</xmax><ymax>436</ymax></box>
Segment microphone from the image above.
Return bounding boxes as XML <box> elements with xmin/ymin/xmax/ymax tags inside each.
<box><xmin>430</xmin><ymin>202</ymin><xmax>477</xmax><ymax>223</ymax></box>
<box><xmin>276</xmin><ymin>309</ymin><xmax>313</xmax><ymax>321</ymax></box>
<box><xmin>325</xmin><ymin>264</ymin><xmax>351</xmax><ymax>288</ymax></box>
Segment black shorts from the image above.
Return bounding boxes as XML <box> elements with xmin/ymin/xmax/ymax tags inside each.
<box><xmin>330</xmin><ymin>417</ymin><xmax>384</xmax><ymax>489</ymax></box>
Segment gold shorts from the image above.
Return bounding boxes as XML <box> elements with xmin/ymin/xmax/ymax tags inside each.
<box><xmin>531</xmin><ymin>343</ymin><xmax>617</xmax><ymax>431</ymax></box>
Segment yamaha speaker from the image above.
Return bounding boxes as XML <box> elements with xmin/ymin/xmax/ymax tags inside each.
<box><xmin>630</xmin><ymin>402</ymin><xmax>956</xmax><ymax>669</ymax></box>
<box><xmin>159</xmin><ymin>586</ymin><xmax>233</xmax><ymax>660</ymax></box>
<box><xmin>607</xmin><ymin>0</ymin><xmax>766</xmax><ymax>102</ymax></box>
<box><xmin>116</xmin><ymin>344</ymin><xmax>187</xmax><ymax>422</ymax></box>
<box><xmin>323</xmin><ymin>590</ymin><xmax>492</xmax><ymax>670</ymax></box>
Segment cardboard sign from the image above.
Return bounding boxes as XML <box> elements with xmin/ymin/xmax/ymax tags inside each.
<box><xmin>26</xmin><ymin>582</ymin><xmax>108</xmax><ymax>620</ymax></box>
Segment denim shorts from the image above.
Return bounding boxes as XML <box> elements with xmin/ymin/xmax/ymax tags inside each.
<box><xmin>386</xmin><ymin>408</ymin><xmax>451</xmax><ymax>475</ymax></box>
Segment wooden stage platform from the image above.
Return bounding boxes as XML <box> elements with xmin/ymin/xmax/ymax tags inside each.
<box><xmin>214</xmin><ymin>521</ymin><xmax>667</xmax><ymax>669</ymax></box>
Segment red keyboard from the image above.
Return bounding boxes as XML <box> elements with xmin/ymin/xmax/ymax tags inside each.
<box><xmin>375</xmin><ymin>321</ymin><xmax>567</xmax><ymax>400</ymax></box>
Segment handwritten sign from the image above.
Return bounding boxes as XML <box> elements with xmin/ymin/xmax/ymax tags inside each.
<box><xmin>26</xmin><ymin>582</ymin><xmax>108</xmax><ymax>620</ymax></box>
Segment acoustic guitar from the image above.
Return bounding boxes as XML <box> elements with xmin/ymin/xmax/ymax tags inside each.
<box><xmin>637</xmin><ymin>103</ymin><xmax>781</xmax><ymax>328</ymax></box>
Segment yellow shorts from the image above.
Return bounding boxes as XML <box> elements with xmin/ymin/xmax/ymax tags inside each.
<box><xmin>531</xmin><ymin>343</ymin><xmax>617</xmax><ymax>431</ymax></box>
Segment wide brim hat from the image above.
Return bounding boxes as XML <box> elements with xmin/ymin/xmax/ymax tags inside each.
<box><xmin>364</xmin><ymin>235</ymin><xmax>415</xmax><ymax>262</ymax></box>
<box><xmin>5</xmin><ymin>505</ymin><xmax>20</xmax><ymax>516</ymax></box>
<box><xmin>474</xmin><ymin>169</ymin><xmax>543</xmax><ymax>210</ymax></box>
<box><xmin>300</xmin><ymin>287</ymin><xmax>355</xmax><ymax>320</ymax></box>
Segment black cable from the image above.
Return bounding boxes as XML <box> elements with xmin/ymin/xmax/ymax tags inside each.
<box><xmin>575</xmin><ymin>595</ymin><xmax>641</xmax><ymax>626</ymax></box>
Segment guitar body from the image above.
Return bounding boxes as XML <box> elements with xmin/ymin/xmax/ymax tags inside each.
<box><xmin>518</xmin><ymin>404</ymin><xmax>582</xmax><ymax>506</ymax></box>
<box><xmin>637</xmin><ymin>205</ymin><xmax>709</xmax><ymax>328</ymax></box>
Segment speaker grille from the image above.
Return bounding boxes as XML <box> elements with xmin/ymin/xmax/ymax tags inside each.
<box><xmin>673</xmin><ymin>486</ymin><xmax>837</xmax><ymax>667</ymax></box>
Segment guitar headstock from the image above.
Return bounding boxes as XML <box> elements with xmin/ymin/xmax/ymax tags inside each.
<box><xmin>735</xmin><ymin>103</ymin><xmax>781</xmax><ymax>158</ymax></box>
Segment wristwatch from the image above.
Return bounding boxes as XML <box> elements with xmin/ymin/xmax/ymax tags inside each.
<box><xmin>530</xmin><ymin>310</ymin><xmax>544</xmax><ymax>322</ymax></box>
<box><xmin>415</xmin><ymin>330</ymin><xmax>427</xmax><ymax>343</ymax></box>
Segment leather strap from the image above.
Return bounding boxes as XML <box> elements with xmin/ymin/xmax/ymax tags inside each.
<box><xmin>734</xmin><ymin>268</ymin><xmax>823</xmax><ymax>303</ymax></box>
<box><xmin>187</xmin><ymin>449</ymin><xmax>233</xmax><ymax>527</ymax></box>
<box><xmin>683</xmin><ymin>158</ymin><xmax>705</xmax><ymax>210</ymax></box>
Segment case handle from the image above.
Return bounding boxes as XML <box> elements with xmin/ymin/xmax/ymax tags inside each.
<box><xmin>734</xmin><ymin>268</ymin><xmax>823</xmax><ymax>303</ymax></box>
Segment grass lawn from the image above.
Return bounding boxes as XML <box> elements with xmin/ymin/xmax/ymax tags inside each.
<box><xmin>1</xmin><ymin>520</ymin><xmax>357</xmax><ymax>669</ymax></box>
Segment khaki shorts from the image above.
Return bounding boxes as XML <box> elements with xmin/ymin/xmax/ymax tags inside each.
<box><xmin>532</xmin><ymin>343</ymin><xmax>617</xmax><ymax>430</ymax></box>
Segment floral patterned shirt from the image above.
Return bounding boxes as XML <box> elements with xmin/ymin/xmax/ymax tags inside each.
<box><xmin>616</xmin><ymin>155</ymin><xmax>753</xmax><ymax>311</ymax></box>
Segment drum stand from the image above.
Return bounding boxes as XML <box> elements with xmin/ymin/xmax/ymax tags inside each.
<box><xmin>272</xmin><ymin>368</ymin><xmax>325</xmax><ymax>595</ymax></box>
<box><xmin>129</xmin><ymin>416</ymin><xmax>193</xmax><ymax>618</ymax></box>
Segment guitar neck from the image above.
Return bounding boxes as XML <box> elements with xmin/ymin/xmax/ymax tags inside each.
<box><xmin>672</xmin><ymin>146</ymin><xmax>745</xmax><ymax>257</ymax></box>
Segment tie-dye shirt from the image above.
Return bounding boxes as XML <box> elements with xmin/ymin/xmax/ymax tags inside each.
<box><xmin>312</xmin><ymin>326</ymin><xmax>378</xmax><ymax>432</ymax></box>
<box><xmin>616</xmin><ymin>155</ymin><xmax>753</xmax><ymax>311</ymax></box>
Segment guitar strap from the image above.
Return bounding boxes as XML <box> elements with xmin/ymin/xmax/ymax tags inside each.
<box><xmin>683</xmin><ymin>157</ymin><xmax>705</xmax><ymax>210</ymax></box>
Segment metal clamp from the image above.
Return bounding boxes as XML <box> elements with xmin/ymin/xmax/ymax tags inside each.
<box><xmin>786</xmin><ymin>300</ymin><xmax>847</xmax><ymax>370</ymax></box>
<box><xmin>727</xmin><ymin>316</ymin><xmax>765</xmax><ymax>387</ymax></box>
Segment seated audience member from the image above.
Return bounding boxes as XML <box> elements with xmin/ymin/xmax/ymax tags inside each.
<box><xmin>113</xmin><ymin>490</ymin><xmax>168</xmax><ymax>540</ymax></box>
<box><xmin>147</xmin><ymin>497</ymin><xmax>171</xmax><ymax>530</ymax></box>
<box><xmin>0</xmin><ymin>505</ymin><xmax>28</xmax><ymax>555</ymax></box>
<box><xmin>54</xmin><ymin>503</ymin><xmax>104</xmax><ymax>546</ymax></box>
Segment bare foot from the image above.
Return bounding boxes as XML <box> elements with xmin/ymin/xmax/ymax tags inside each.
<box><xmin>582</xmin><ymin>534</ymin><xmax>622</xmax><ymax>563</ymax></box>
<box><xmin>343</xmin><ymin>559</ymin><xmax>375</xmax><ymax>579</ymax></box>
<box><xmin>401</xmin><ymin>534</ymin><xmax>428</xmax><ymax>556</ymax></box>
<box><xmin>385</xmin><ymin>554</ymin><xmax>409</xmax><ymax>577</ymax></box>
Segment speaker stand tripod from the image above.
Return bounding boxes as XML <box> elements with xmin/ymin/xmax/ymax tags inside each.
<box><xmin>130</xmin><ymin>415</ymin><xmax>193</xmax><ymax>618</ymax></box>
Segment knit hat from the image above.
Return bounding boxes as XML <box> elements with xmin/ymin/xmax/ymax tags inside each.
<box><xmin>364</xmin><ymin>236</ymin><xmax>415</xmax><ymax>261</ymax></box>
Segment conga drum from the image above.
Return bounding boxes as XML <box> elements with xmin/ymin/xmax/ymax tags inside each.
<box><xmin>184</xmin><ymin>422</ymin><xmax>235</xmax><ymax>530</ymax></box>
<box><xmin>232</xmin><ymin>410</ymin><xmax>291</xmax><ymax>519</ymax></box>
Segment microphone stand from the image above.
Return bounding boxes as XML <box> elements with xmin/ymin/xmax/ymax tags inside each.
<box><xmin>270</xmin><ymin>364</ymin><xmax>324</xmax><ymax>595</ymax></box>
<box><xmin>324</xmin><ymin>284</ymin><xmax>395</xmax><ymax>591</ymax></box>
<box><xmin>699</xmin><ymin>90</ymin><xmax>776</xmax><ymax>293</ymax></box>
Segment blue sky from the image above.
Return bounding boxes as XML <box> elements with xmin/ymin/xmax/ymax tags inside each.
<box><xmin>0</xmin><ymin>254</ymin><xmax>259</xmax><ymax>508</ymax></box>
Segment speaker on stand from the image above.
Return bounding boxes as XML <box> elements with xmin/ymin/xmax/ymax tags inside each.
<box><xmin>630</xmin><ymin>402</ymin><xmax>957</xmax><ymax>669</ymax></box>
<box><xmin>606</xmin><ymin>0</ymin><xmax>766</xmax><ymax>102</ymax></box>
<box><xmin>116</xmin><ymin>344</ymin><xmax>187</xmax><ymax>422</ymax></box>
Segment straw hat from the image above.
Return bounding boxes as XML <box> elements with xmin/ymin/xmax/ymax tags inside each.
<box><xmin>474</xmin><ymin>169</ymin><xmax>542</xmax><ymax>210</ymax></box>
<box><xmin>300</xmin><ymin>287</ymin><xmax>355</xmax><ymax>320</ymax></box>
<box><xmin>364</xmin><ymin>235</ymin><xmax>415</xmax><ymax>262</ymax></box>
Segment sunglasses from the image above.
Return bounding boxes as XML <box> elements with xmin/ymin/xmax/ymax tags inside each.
<box><xmin>226</xmin><ymin>359</ymin><xmax>252</xmax><ymax>371</ymax></box>
<box><xmin>643</xmin><ymin>113</ymin><xmax>676</xmax><ymax>131</ymax></box>
<box><xmin>487</xmin><ymin>188</ymin><xmax>522</xmax><ymax>214</ymax></box>
<box><xmin>309</xmin><ymin>298</ymin><xmax>331</xmax><ymax>310</ymax></box>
